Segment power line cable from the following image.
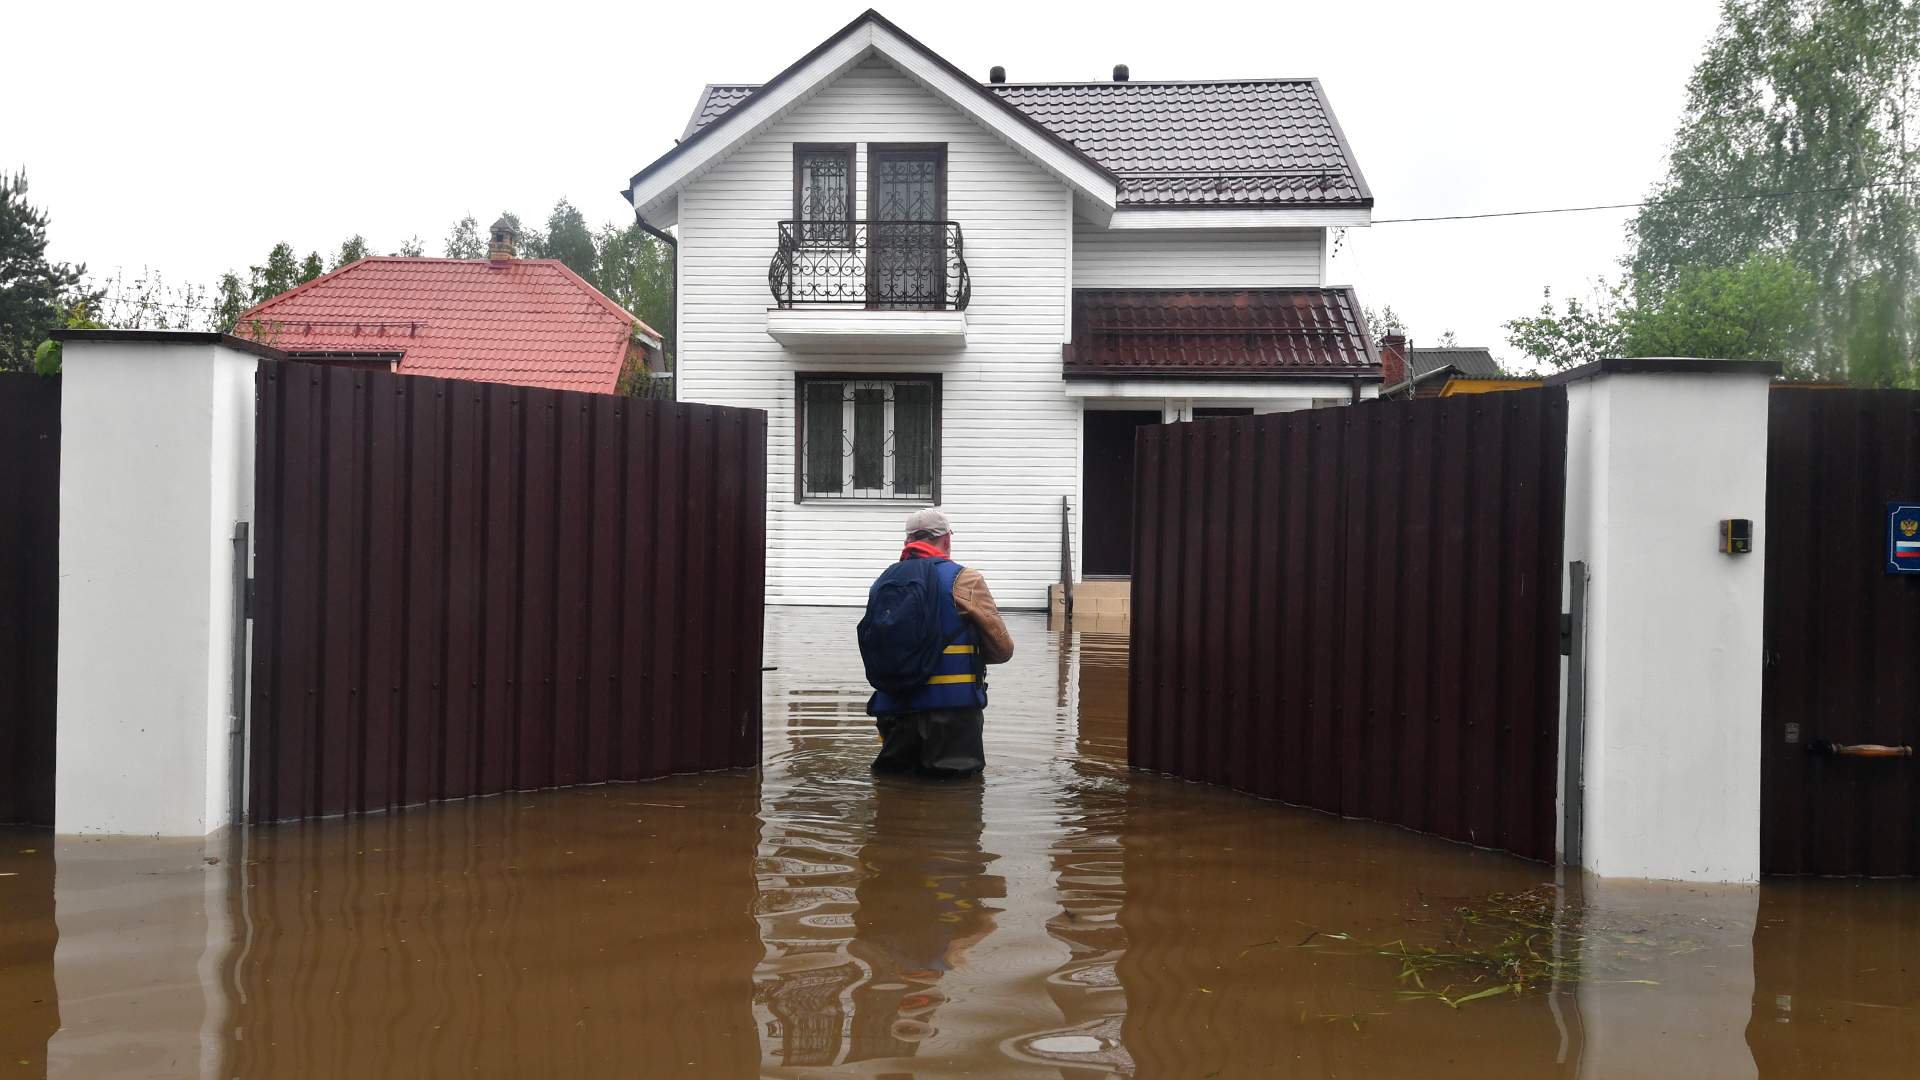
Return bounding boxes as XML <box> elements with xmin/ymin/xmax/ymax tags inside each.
<box><xmin>1372</xmin><ymin>178</ymin><xmax>1917</xmax><ymax>224</ymax></box>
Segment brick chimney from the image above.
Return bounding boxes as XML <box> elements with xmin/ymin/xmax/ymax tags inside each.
<box><xmin>488</xmin><ymin>216</ymin><xmax>516</xmax><ymax>264</ymax></box>
<box><xmin>1379</xmin><ymin>332</ymin><xmax>1408</xmax><ymax>387</ymax></box>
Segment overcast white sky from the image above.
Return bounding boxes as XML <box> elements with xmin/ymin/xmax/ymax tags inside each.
<box><xmin>10</xmin><ymin>0</ymin><xmax>1724</xmax><ymax>368</ymax></box>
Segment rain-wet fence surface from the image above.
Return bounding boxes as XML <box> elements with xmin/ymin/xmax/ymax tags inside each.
<box><xmin>1763</xmin><ymin>388</ymin><xmax>1920</xmax><ymax>876</ymax></box>
<box><xmin>0</xmin><ymin>374</ymin><xmax>59</xmax><ymax>827</ymax></box>
<box><xmin>1129</xmin><ymin>390</ymin><xmax>1569</xmax><ymax>862</ymax></box>
<box><xmin>249</xmin><ymin>361</ymin><xmax>767</xmax><ymax>821</ymax></box>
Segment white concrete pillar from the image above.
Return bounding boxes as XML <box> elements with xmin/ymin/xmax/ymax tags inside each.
<box><xmin>1556</xmin><ymin>358</ymin><xmax>1777</xmax><ymax>883</ymax></box>
<box><xmin>55</xmin><ymin>331</ymin><xmax>264</xmax><ymax>836</ymax></box>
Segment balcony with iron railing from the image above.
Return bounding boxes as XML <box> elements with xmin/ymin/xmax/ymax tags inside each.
<box><xmin>764</xmin><ymin>219</ymin><xmax>971</xmax><ymax>352</ymax></box>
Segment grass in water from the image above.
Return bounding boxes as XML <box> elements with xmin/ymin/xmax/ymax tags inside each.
<box><xmin>1243</xmin><ymin>884</ymin><xmax>1680</xmax><ymax>1010</ymax></box>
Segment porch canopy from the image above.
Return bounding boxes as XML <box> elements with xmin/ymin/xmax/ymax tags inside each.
<box><xmin>1063</xmin><ymin>287</ymin><xmax>1380</xmax><ymax>380</ymax></box>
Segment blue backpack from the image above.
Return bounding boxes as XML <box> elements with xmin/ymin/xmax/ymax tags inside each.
<box><xmin>858</xmin><ymin>558</ymin><xmax>949</xmax><ymax>695</ymax></box>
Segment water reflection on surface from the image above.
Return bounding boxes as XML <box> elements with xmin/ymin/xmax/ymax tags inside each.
<box><xmin>1</xmin><ymin>608</ymin><xmax>1917</xmax><ymax>1077</ymax></box>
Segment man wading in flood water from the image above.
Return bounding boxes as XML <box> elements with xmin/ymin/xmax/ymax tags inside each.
<box><xmin>858</xmin><ymin>509</ymin><xmax>1015</xmax><ymax>777</ymax></box>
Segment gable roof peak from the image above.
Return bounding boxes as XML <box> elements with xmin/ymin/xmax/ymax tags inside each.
<box><xmin>626</xmin><ymin>8</ymin><xmax>1121</xmax><ymax>220</ymax></box>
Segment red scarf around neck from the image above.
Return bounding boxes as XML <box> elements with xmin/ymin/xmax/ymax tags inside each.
<box><xmin>900</xmin><ymin>540</ymin><xmax>948</xmax><ymax>562</ymax></box>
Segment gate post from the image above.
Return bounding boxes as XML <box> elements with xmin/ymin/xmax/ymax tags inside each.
<box><xmin>1552</xmin><ymin>357</ymin><xmax>1778</xmax><ymax>882</ymax></box>
<box><xmin>53</xmin><ymin>330</ymin><xmax>272</xmax><ymax>836</ymax></box>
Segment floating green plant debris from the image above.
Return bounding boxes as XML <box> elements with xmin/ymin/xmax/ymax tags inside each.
<box><xmin>1245</xmin><ymin>884</ymin><xmax>1691</xmax><ymax>1010</ymax></box>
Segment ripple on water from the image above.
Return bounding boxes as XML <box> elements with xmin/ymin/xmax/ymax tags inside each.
<box><xmin>6</xmin><ymin>608</ymin><xmax>1912</xmax><ymax>1079</ymax></box>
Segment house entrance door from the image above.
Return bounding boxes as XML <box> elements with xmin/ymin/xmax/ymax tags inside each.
<box><xmin>1082</xmin><ymin>410</ymin><xmax>1163</xmax><ymax>576</ymax></box>
<box><xmin>868</xmin><ymin>145</ymin><xmax>946</xmax><ymax>308</ymax></box>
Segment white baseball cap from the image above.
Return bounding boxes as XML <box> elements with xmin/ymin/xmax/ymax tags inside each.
<box><xmin>904</xmin><ymin>507</ymin><xmax>950</xmax><ymax>537</ymax></box>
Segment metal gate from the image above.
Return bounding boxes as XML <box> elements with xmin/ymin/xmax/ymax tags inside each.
<box><xmin>0</xmin><ymin>374</ymin><xmax>60</xmax><ymax>826</ymax></box>
<box><xmin>249</xmin><ymin>361</ymin><xmax>767</xmax><ymax>822</ymax></box>
<box><xmin>1129</xmin><ymin>389</ymin><xmax>1569</xmax><ymax>862</ymax></box>
<box><xmin>1762</xmin><ymin>388</ymin><xmax>1920</xmax><ymax>876</ymax></box>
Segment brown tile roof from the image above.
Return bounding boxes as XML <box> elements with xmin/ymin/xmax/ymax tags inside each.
<box><xmin>679</xmin><ymin>84</ymin><xmax>757</xmax><ymax>139</ymax></box>
<box><xmin>1065</xmin><ymin>288</ymin><xmax>1380</xmax><ymax>377</ymax></box>
<box><xmin>681</xmin><ymin>78</ymin><xmax>1369</xmax><ymax>209</ymax></box>
<box><xmin>231</xmin><ymin>258</ymin><xmax>660</xmax><ymax>395</ymax></box>
<box><xmin>990</xmin><ymin>81</ymin><xmax>1367</xmax><ymax>208</ymax></box>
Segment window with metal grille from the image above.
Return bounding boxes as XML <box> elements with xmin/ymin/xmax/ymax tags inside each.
<box><xmin>795</xmin><ymin>376</ymin><xmax>939</xmax><ymax>502</ymax></box>
<box><xmin>793</xmin><ymin>144</ymin><xmax>854</xmax><ymax>246</ymax></box>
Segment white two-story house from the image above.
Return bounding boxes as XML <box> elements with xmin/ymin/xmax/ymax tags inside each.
<box><xmin>623</xmin><ymin>9</ymin><xmax>1377</xmax><ymax>609</ymax></box>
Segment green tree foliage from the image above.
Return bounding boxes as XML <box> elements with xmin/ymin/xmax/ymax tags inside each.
<box><xmin>1507</xmin><ymin>255</ymin><xmax>1819</xmax><ymax>372</ymax></box>
<box><xmin>1625</xmin><ymin>254</ymin><xmax>1819</xmax><ymax>365</ymax></box>
<box><xmin>212</xmin><ymin>272</ymin><xmax>250</xmax><ymax>329</ymax></box>
<box><xmin>1</xmin><ymin>170</ymin><xmax>93</xmax><ymax>373</ymax></box>
<box><xmin>333</xmin><ymin>235</ymin><xmax>369</xmax><ymax>269</ymax></box>
<box><xmin>395</xmin><ymin>236</ymin><xmax>424</xmax><ymax>257</ymax></box>
<box><xmin>31</xmin><ymin>296</ymin><xmax>107</xmax><ymax>374</ymax></box>
<box><xmin>593</xmin><ymin>221</ymin><xmax>674</xmax><ymax>365</ymax></box>
<box><xmin>249</xmin><ymin>242</ymin><xmax>303</xmax><ymax>304</ymax></box>
<box><xmin>502</xmin><ymin>211</ymin><xmax>546</xmax><ymax>259</ymax></box>
<box><xmin>444</xmin><ymin>215</ymin><xmax>485</xmax><ymax>259</ymax></box>
<box><xmin>1361</xmin><ymin>304</ymin><xmax>1407</xmax><ymax>347</ymax></box>
<box><xmin>299</xmin><ymin>251</ymin><xmax>324</xmax><ymax>283</ymax></box>
<box><xmin>1506</xmin><ymin>282</ymin><xmax>1631</xmax><ymax>370</ymax></box>
<box><xmin>543</xmin><ymin>200</ymin><xmax>597</xmax><ymax>278</ymax></box>
<box><xmin>1627</xmin><ymin>0</ymin><xmax>1919</xmax><ymax>380</ymax></box>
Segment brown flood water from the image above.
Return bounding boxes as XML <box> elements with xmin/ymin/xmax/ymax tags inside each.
<box><xmin>3</xmin><ymin>608</ymin><xmax>1918</xmax><ymax>1078</ymax></box>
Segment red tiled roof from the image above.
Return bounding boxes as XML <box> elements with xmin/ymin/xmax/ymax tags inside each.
<box><xmin>232</xmin><ymin>258</ymin><xmax>661</xmax><ymax>395</ymax></box>
<box><xmin>1065</xmin><ymin>288</ymin><xmax>1380</xmax><ymax>377</ymax></box>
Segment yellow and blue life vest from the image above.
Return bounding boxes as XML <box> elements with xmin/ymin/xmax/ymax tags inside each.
<box><xmin>868</xmin><ymin>557</ymin><xmax>986</xmax><ymax>714</ymax></box>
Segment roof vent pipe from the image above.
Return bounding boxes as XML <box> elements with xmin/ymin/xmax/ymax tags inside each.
<box><xmin>989</xmin><ymin>65</ymin><xmax>1006</xmax><ymax>84</ymax></box>
<box><xmin>1113</xmin><ymin>64</ymin><xmax>1129</xmax><ymax>82</ymax></box>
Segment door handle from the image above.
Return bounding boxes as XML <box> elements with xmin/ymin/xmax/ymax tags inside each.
<box><xmin>1807</xmin><ymin>740</ymin><xmax>1915</xmax><ymax>759</ymax></box>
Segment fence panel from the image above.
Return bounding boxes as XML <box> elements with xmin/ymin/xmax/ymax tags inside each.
<box><xmin>1762</xmin><ymin>389</ymin><xmax>1920</xmax><ymax>876</ymax></box>
<box><xmin>1130</xmin><ymin>389</ymin><xmax>1568</xmax><ymax>862</ymax></box>
<box><xmin>251</xmin><ymin>362</ymin><xmax>767</xmax><ymax>821</ymax></box>
<box><xmin>0</xmin><ymin>374</ymin><xmax>60</xmax><ymax>826</ymax></box>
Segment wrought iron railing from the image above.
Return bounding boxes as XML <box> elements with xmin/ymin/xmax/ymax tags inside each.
<box><xmin>769</xmin><ymin>220</ymin><xmax>971</xmax><ymax>310</ymax></box>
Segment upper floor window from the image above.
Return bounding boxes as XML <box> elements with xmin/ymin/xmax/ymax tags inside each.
<box><xmin>793</xmin><ymin>144</ymin><xmax>853</xmax><ymax>245</ymax></box>
<box><xmin>774</xmin><ymin>144</ymin><xmax>967</xmax><ymax>310</ymax></box>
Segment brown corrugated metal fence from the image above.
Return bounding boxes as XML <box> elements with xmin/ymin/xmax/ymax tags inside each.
<box><xmin>250</xmin><ymin>361</ymin><xmax>767</xmax><ymax>822</ymax></box>
<box><xmin>0</xmin><ymin>374</ymin><xmax>60</xmax><ymax>827</ymax></box>
<box><xmin>1129</xmin><ymin>389</ymin><xmax>1568</xmax><ymax>862</ymax></box>
<box><xmin>1762</xmin><ymin>388</ymin><xmax>1920</xmax><ymax>876</ymax></box>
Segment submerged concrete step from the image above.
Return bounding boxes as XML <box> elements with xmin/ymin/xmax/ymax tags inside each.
<box><xmin>1048</xmin><ymin>580</ymin><xmax>1131</xmax><ymax>628</ymax></box>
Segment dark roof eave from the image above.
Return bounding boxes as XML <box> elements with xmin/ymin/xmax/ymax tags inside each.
<box><xmin>1118</xmin><ymin>197</ymin><xmax>1374</xmax><ymax>210</ymax></box>
<box><xmin>285</xmin><ymin>350</ymin><xmax>407</xmax><ymax>360</ymax></box>
<box><xmin>1064</xmin><ymin>368</ymin><xmax>1381</xmax><ymax>380</ymax></box>
<box><xmin>1309</xmin><ymin>77</ymin><xmax>1373</xmax><ymax>204</ymax></box>
<box><xmin>1543</xmin><ymin>356</ymin><xmax>1783</xmax><ymax>386</ymax></box>
<box><xmin>1406</xmin><ymin>364</ymin><xmax>1462</xmax><ymax>386</ymax></box>
<box><xmin>52</xmin><ymin>327</ymin><xmax>291</xmax><ymax>362</ymax></box>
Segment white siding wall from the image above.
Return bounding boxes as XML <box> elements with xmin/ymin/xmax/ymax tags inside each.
<box><xmin>1071</xmin><ymin>224</ymin><xmax>1324</xmax><ymax>288</ymax></box>
<box><xmin>678</xmin><ymin>57</ymin><xmax>1077</xmax><ymax>609</ymax></box>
